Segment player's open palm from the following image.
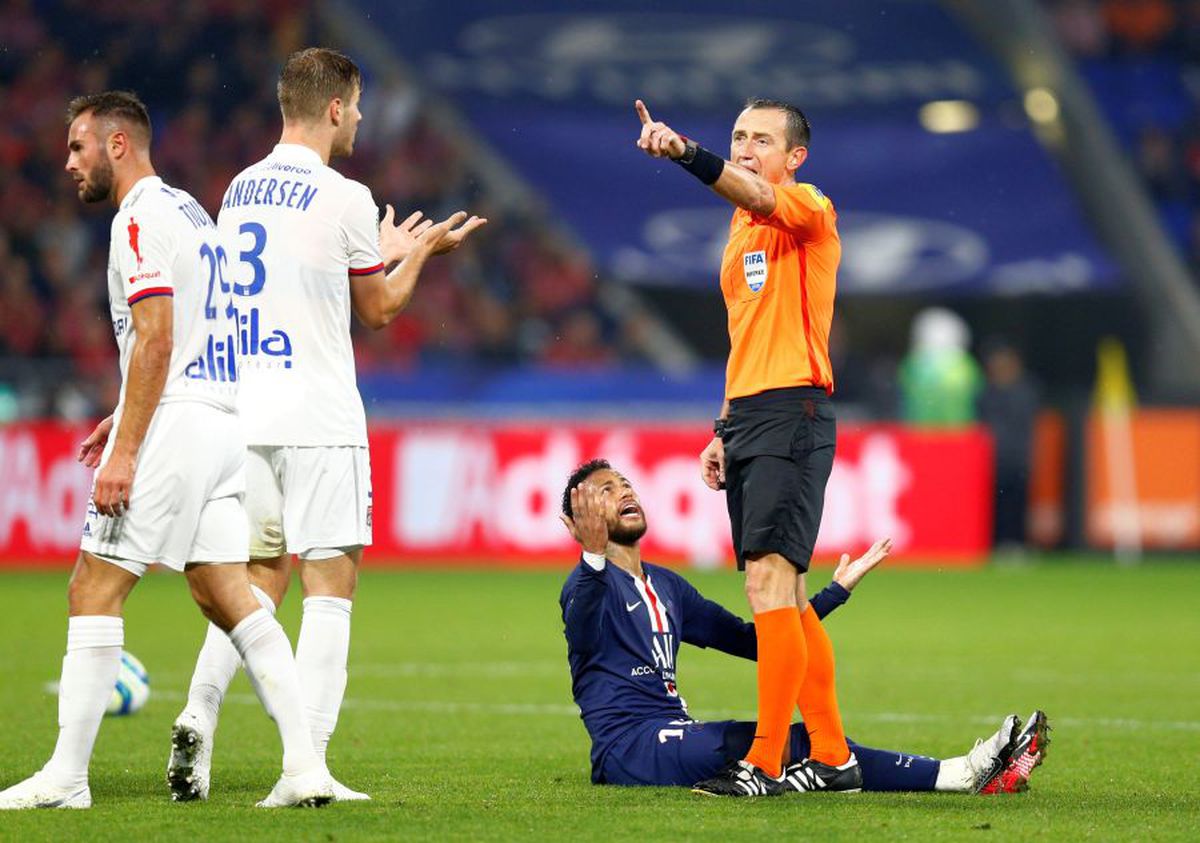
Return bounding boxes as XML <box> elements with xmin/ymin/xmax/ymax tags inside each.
<box><xmin>560</xmin><ymin>482</ymin><xmax>608</xmax><ymax>555</ymax></box>
<box><xmin>378</xmin><ymin>205</ymin><xmax>434</xmax><ymax>264</ymax></box>
<box><xmin>833</xmin><ymin>538</ymin><xmax>893</xmax><ymax>592</ymax></box>
<box><xmin>430</xmin><ymin>212</ymin><xmax>488</xmax><ymax>255</ymax></box>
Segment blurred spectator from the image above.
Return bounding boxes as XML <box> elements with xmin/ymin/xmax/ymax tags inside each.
<box><xmin>1101</xmin><ymin>0</ymin><xmax>1175</xmax><ymax>54</ymax></box>
<box><xmin>898</xmin><ymin>308</ymin><xmax>982</xmax><ymax>427</ymax></box>
<box><xmin>1047</xmin><ymin>0</ymin><xmax>1200</xmax><ymax>271</ymax></box>
<box><xmin>978</xmin><ymin>340</ymin><xmax>1041</xmax><ymax>554</ymax></box>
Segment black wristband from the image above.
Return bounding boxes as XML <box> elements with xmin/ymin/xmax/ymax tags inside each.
<box><xmin>676</xmin><ymin>140</ymin><xmax>724</xmax><ymax>185</ymax></box>
<box><xmin>713</xmin><ymin>418</ymin><xmax>728</xmax><ymax>439</ymax></box>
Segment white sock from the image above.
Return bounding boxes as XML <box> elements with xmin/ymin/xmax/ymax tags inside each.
<box><xmin>43</xmin><ymin>616</ymin><xmax>124</xmax><ymax>789</ymax></box>
<box><xmin>295</xmin><ymin>596</ymin><xmax>352</xmax><ymax>763</ymax></box>
<box><xmin>228</xmin><ymin>608</ymin><xmax>320</xmax><ymax>776</ymax></box>
<box><xmin>182</xmin><ymin>585</ymin><xmax>276</xmax><ymax>730</ymax></box>
<box><xmin>934</xmin><ymin>755</ymin><xmax>971</xmax><ymax>792</ymax></box>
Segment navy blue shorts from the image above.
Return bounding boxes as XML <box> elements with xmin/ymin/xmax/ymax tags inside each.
<box><xmin>596</xmin><ymin>719</ymin><xmax>939</xmax><ymax>791</ymax></box>
<box><xmin>597</xmin><ymin>719</ymin><xmax>815</xmax><ymax>787</ymax></box>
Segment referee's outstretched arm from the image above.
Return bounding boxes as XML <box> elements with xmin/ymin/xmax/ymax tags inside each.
<box><xmin>635</xmin><ymin>98</ymin><xmax>784</xmax><ymax>216</ymax></box>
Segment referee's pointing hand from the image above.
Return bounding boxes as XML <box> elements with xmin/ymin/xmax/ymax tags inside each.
<box><xmin>635</xmin><ymin>99</ymin><xmax>686</xmax><ymax>160</ymax></box>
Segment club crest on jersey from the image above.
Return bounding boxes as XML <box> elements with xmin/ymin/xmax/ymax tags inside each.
<box><xmin>743</xmin><ymin>250</ymin><xmax>767</xmax><ymax>293</ymax></box>
<box><xmin>127</xmin><ymin>218</ymin><xmax>143</xmax><ymax>267</ymax></box>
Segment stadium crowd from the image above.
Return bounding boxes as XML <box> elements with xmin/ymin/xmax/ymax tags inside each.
<box><xmin>1046</xmin><ymin>0</ymin><xmax>1200</xmax><ymax>271</ymax></box>
<box><xmin>0</xmin><ymin>0</ymin><xmax>629</xmax><ymax>421</ymax></box>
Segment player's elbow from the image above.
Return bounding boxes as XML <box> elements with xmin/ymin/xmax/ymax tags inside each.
<box><xmin>143</xmin><ymin>332</ymin><xmax>173</xmax><ymax>361</ymax></box>
<box><xmin>358</xmin><ymin>307</ymin><xmax>391</xmax><ymax>331</ymax></box>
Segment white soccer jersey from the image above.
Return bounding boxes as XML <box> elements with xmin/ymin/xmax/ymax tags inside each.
<box><xmin>216</xmin><ymin>143</ymin><xmax>384</xmax><ymax>447</ymax></box>
<box><xmin>107</xmin><ymin>175</ymin><xmax>238</xmax><ymax>415</ymax></box>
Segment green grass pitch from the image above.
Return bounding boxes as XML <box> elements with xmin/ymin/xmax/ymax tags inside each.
<box><xmin>1</xmin><ymin>558</ymin><xmax>1197</xmax><ymax>841</ymax></box>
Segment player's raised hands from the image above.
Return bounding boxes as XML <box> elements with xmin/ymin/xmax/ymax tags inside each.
<box><xmin>378</xmin><ymin>205</ymin><xmax>435</xmax><ymax>265</ymax></box>
<box><xmin>429</xmin><ymin>211</ymin><xmax>488</xmax><ymax>256</ymax></box>
<box><xmin>635</xmin><ymin>99</ymin><xmax>687</xmax><ymax>160</ymax></box>
<box><xmin>559</xmin><ymin>482</ymin><xmax>609</xmax><ymax>555</ymax></box>
<box><xmin>832</xmin><ymin>538</ymin><xmax>893</xmax><ymax>592</ymax></box>
<box><xmin>78</xmin><ymin>414</ymin><xmax>114</xmax><ymax>469</ymax></box>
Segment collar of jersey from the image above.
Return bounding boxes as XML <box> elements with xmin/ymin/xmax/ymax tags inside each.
<box><xmin>119</xmin><ymin>175</ymin><xmax>163</xmax><ymax>210</ymax></box>
<box><xmin>272</xmin><ymin>143</ymin><xmax>324</xmax><ymax>165</ymax></box>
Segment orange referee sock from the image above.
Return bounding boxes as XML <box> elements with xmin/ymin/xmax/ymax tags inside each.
<box><xmin>744</xmin><ymin>607</ymin><xmax>806</xmax><ymax>778</ymax></box>
<box><xmin>796</xmin><ymin>605</ymin><xmax>850</xmax><ymax>765</ymax></box>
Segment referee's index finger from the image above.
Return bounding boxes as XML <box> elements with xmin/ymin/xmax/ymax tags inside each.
<box><xmin>635</xmin><ymin>99</ymin><xmax>652</xmax><ymax>125</ymax></box>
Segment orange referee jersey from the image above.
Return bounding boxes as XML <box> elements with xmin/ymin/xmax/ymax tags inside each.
<box><xmin>719</xmin><ymin>181</ymin><xmax>839</xmax><ymax>400</ymax></box>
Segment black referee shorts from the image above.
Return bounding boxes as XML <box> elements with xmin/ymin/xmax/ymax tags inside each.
<box><xmin>723</xmin><ymin>386</ymin><xmax>835</xmax><ymax>573</ymax></box>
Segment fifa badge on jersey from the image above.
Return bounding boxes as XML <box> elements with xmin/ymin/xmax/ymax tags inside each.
<box><xmin>743</xmin><ymin>250</ymin><xmax>767</xmax><ymax>293</ymax></box>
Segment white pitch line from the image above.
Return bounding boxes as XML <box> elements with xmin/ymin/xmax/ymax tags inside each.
<box><xmin>144</xmin><ymin>689</ymin><xmax>1200</xmax><ymax>732</ymax></box>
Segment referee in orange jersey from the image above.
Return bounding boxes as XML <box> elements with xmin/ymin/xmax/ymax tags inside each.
<box><xmin>634</xmin><ymin>98</ymin><xmax>861</xmax><ymax>797</ymax></box>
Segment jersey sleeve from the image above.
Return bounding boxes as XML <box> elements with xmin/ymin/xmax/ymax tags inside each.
<box><xmin>809</xmin><ymin>582</ymin><xmax>851</xmax><ymax>621</ymax></box>
<box><xmin>560</xmin><ymin>560</ymin><xmax>609</xmax><ymax>655</ymax></box>
<box><xmin>343</xmin><ymin>184</ymin><xmax>385</xmax><ymax>277</ymax></box>
<box><xmin>115</xmin><ymin>211</ymin><xmax>175</xmax><ymax>305</ymax></box>
<box><xmin>676</xmin><ymin>574</ymin><xmax>758</xmax><ymax>660</ymax></box>
<box><xmin>762</xmin><ymin>182</ymin><xmax>837</xmax><ymax>243</ymax></box>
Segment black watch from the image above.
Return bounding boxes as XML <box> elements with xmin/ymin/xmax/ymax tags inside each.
<box><xmin>713</xmin><ymin>418</ymin><xmax>728</xmax><ymax>439</ymax></box>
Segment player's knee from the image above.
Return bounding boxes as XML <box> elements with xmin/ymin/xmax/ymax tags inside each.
<box><xmin>67</xmin><ymin>553</ymin><xmax>131</xmax><ymax>616</ymax></box>
<box><xmin>744</xmin><ymin>556</ymin><xmax>795</xmax><ymax>612</ymax></box>
<box><xmin>249</xmin><ymin>559</ymin><xmax>290</xmax><ymax>608</ymax></box>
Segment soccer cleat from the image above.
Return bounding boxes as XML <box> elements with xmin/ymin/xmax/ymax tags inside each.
<box><xmin>0</xmin><ymin>772</ymin><xmax>91</xmax><ymax>810</ymax></box>
<box><xmin>331</xmin><ymin>777</ymin><xmax>371</xmax><ymax>802</ymax></box>
<box><xmin>255</xmin><ymin>767</ymin><xmax>334</xmax><ymax>808</ymax></box>
<box><xmin>782</xmin><ymin>753</ymin><xmax>863</xmax><ymax>793</ymax></box>
<box><xmin>167</xmin><ymin>711</ymin><xmax>213</xmax><ymax>802</ymax></box>
<box><xmin>978</xmin><ymin>710</ymin><xmax>1050</xmax><ymax>795</ymax></box>
<box><xmin>968</xmin><ymin>713</ymin><xmax>1022</xmax><ymax>794</ymax></box>
<box><xmin>692</xmin><ymin>760</ymin><xmax>787</xmax><ymax>797</ymax></box>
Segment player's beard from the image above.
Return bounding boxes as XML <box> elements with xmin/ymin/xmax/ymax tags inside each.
<box><xmin>81</xmin><ymin>155</ymin><xmax>114</xmax><ymax>203</ymax></box>
<box><xmin>608</xmin><ymin>515</ymin><xmax>648</xmax><ymax>547</ymax></box>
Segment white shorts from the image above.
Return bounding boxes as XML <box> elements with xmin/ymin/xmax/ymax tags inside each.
<box><xmin>80</xmin><ymin>402</ymin><xmax>248</xmax><ymax>576</ymax></box>
<box><xmin>245</xmin><ymin>445</ymin><xmax>372</xmax><ymax>559</ymax></box>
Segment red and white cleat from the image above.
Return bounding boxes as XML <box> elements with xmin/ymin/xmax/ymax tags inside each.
<box><xmin>978</xmin><ymin>710</ymin><xmax>1050</xmax><ymax>794</ymax></box>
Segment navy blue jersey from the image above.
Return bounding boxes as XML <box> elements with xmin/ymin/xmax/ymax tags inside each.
<box><xmin>559</xmin><ymin>558</ymin><xmax>849</xmax><ymax>781</ymax></box>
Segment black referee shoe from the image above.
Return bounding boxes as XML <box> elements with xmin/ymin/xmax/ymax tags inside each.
<box><xmin>692</xmin><ymin>760</ymin><xmax>787</xmax><ymax>797</ymax></box>
<box><xmin>782</xmin><ymin>753</ymin><xmax>863</xmax><ymax>793</ymax></box>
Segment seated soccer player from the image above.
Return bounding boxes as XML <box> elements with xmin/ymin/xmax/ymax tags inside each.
<box><xmin>558</xmin><ymin>460</ymin><xmax>1049</xmax><ymax>795</ymax></box>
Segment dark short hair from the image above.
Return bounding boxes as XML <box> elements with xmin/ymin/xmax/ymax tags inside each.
<box><xmin>561</xmin><ymin>459</ymin><xmax>612</xmax><ymax>519</ymax></box>
<box><xmin>743</xmin><ymin>97</ymin><xmax>810</xmax><ymax>148</ymax></box>
<box><xmin>278</xmin><ymin>47</ymin><xmax>362</xmax><ymax>122</ymax></box>
<box><xmin>65</xmin><ymin>90</ymin><xmax>152</xmax><ymax>143</ymax></box>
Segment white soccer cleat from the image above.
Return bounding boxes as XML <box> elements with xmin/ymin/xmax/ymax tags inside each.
<box><xmin>967</xmin><ymin>713</ymin><xmax>1021</xmax><ymax>794</ymax></box>
<box><xmin>331</xmin><ymin>777</ymin><xmax>371</xmax><ymax>802</ymax></box>
<box><xmin>0</xmin><ymin>772</ymin><xmax>91</xmax><ymax>810</ymax></box>
<box><xmin>255</xmin><ymin>767</ymin><xmax>334</xmax><ymax>808</ymax></box>
<box><xmin>167</xmin><ymin>711</ymin><xmax>213</xmax><ymax>802</ymax></box>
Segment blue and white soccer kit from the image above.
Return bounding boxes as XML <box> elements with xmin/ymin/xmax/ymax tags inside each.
<box><xmin>217</xmin><ymin>143</ymin><xmax>379</xmax><ymax>557</ymax></box>
<box><xmin>81</xmin><ymin>176</ymin><xmax>246</xmax><ymax>574</ymax></box>
<box><xmin>560</xmin><ymin>560</ymin><xmax>940</xmax><ymax>789</ymax></box>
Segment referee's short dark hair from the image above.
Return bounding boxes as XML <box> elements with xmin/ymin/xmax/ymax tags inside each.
<box><xmin>562</xmin><ymin>459</ymin><xmax>612</xmax><ymax>519</ymax></box>
<box><xmin>744</xmin><ymin>97</ymin><xmax>811</xmax><ymax>149</ymax></box>
<box><xmin>65</xmin><ymin>90</ymin><xmax>152</xmax><ymax>144</ymax></box>
<box><xmin>278</xmin><ymin>47</ymin><xmax>362</xmax><ymax>123</ymax></box>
